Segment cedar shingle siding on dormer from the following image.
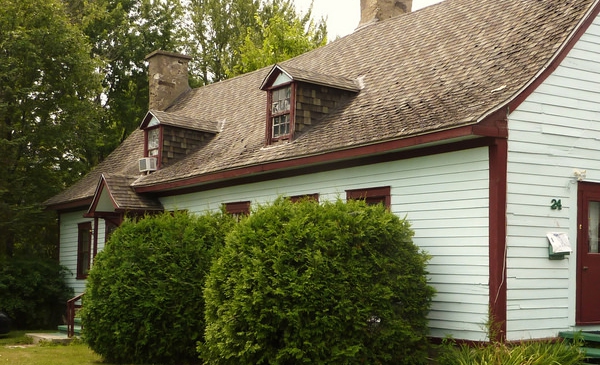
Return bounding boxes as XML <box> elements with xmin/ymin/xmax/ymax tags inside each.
<box><xmin>294</xmin><ymin>82</ymin><xmax>355</xmax><ymax>134</ymax></box>
<box><xmin>161</xmin><ymin>126</ymin><xmax>213</xmax><ymax>168</ymax></box>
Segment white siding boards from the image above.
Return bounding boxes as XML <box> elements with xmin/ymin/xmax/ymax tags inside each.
<box><xmin>505</xmin><ymin>14</ymin><xmax>600</xmax><ymax>340</ymax></box>
<box><xmin>60</xmin><ymin>211</ymin><xmax>108</xmax><ymax>297</ymax></box>
<box><xmin>59</xmin><ymin>210</ymin><xmax>93</xmax><ymax>296</ymax></box>
<box><xmin>161</xmin><ymin>147</ymin><xmax>491</xmax><ymax>341</ymax></box>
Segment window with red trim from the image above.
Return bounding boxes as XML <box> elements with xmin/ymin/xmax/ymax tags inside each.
<box><xmin>145</xmin><ymin>127</ymin><xmax>160</xmax><ymax>158</ymax></box>
<box><xmin>105</xmin><ymin>219</ymin><xmax>118</xmax><ymax>243</ymax></box>
<box><xmin>77</xmin><ymin>222</ymin><xmax>92</xmax><ymax>279</ymax></box>
<box><xmin>267</xmin><ymin>85</ymin><xmax>293</xmax><ymax>142</ymax></box>
<box><xmin>289</xmin><ymin>193</ymin><xmax>319</xmax><ymax>203</ymax></box>
<box><xmin>346</xmin><ymin>186</ymin><xmax>391</xmax><ymax>209</ymax></box>
<box><xmin>224</xmin><ymin>201</ymin><xmax>251</xmax><ymax>221</ymax></box>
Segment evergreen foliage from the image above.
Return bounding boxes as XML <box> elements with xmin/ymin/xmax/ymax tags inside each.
<box><xmin>63</xmin><ymin>0</ymin><xmax>187</xmax><ymax>161</ymax></box>
<box><xmin>81</xmin><ymin>211</ymin><xmax>235</xmax><ymax>365</ymax></box>
<box><xmin>186</xmin><ymin>0</ymin><xmax>327</xmax><ymax>85</ymax></box>
<box><xmin>0</xmin><ymin>257</ymin><xmax>73</xmax><ymax>329</ymax></box>
<box><xmin>0</xmin><ymin>0</ymin><xmax>103</xmax><ymax>258</ymax></box>
<box><xmin>232</xmin><ymin>1</ymin><xmax>327</xmax><ymax>76</ymax></box>
<box><xmin>201</xmin><ymin>198</ymin><xmax>434</xmax><ymax>364</ymax></box>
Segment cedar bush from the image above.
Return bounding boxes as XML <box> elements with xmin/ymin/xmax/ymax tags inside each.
<box><xmin>201</xmin><ymin>198</ymin><xmax>435</xmax><ymax>365</ymax></box>
<box><xmin>81</xmin><ymin>211</ymin><xmax>235</xmax><ymax>365</ymax></box>
<box><xmin>0</xmin><ymin>257</ymin><xmax>73</xmax><ymax>329</ymax></box>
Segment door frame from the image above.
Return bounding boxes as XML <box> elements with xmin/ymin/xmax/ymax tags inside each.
<box><xmin>576</xmin><ymin>181</ymin><xmax>600</xmax><ymax>325</ymax></box>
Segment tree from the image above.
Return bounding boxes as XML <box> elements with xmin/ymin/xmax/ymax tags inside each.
<box><xmin>82</xmin><ymin>211</ymin><xmax>235</xmax><ymax>364</ymax></box>
<box><xmin>232</xmin><ymin>1</ymin><xmax>327</xmax><ymax>76</ymax></box>
<box><xmin>186</xmin><ymin>0</ymin><xmax>261</xmax><ymax>85</ymax></box>
<box><xmin>0</xmin><ymin>257</ymin><xmax>73</xmax><ymax>329</ymax></box>
<box><xmin>0</xmin><ymin>0</ymin><xmax>103</xmax><ymax>258</ymax></box>
<box><xmin>202</xmin><ymin>198</ymin><xmax>434</xmax><ymax>364</ymax></box>
<box><xmin>185</xmin><ymin>0</ymin><xmax>327</xmax><ymax>85</ymax></box>
<box><xmin>63</xmin><ymin>0</ymin><xmax>187</xmax><ymax>161</ymax></box>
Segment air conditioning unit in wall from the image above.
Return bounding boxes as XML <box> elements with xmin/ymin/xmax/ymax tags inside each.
<box><xmin>138</xmin><ymin>157</ymin><xmax>157</xmax><ymax>172</ymax></box>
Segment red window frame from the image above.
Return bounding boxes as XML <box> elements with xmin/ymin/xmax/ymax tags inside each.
<box><xmin>77</xmin><ymin>222</ymin><xmax>92</xmax><ymax>279</ymax></box>
<box><xmin>104</xmin><ymin>218</ymin><xmax>119</xmax><ymax>243</ymax></box>
<box><xmin>289</xmin><ymin>193</ymin><xmax>319</xmax><ymax>203</ymax></box>
<box><xmin>266</xmin><ymin>83</ymin><xmax>295</xmax><ymax>144</ymax></box>
<box><xmin>224</xmin><ymin>201</ymin><xmax>251</xmax><ymax>220</ymax></box>
<box><xmin>346</xmin><ymin>186</ymin><xmax>391</xmax><ymax>209</ymax></box>
<box><xmin>144</xmin><ymin>126</ymin><xmax>161</xmax><ymax>165</ymax></box>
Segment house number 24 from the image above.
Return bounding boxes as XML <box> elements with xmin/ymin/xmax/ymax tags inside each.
<box><xmin>551</xmin><ymin>199</ymin><xmax>562</xmax><ymax>210</ymax></box>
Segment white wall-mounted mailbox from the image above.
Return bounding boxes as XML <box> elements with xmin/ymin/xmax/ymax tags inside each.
<box><xmin>547</xmin><ymin>232</ymin><xmax>572</xmax><ymax>260</ymax></box>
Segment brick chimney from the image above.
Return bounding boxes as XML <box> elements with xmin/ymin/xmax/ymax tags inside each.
<box><xmin>359</xmin><ymin>0</ymin><xmax>412</xmax><ymax>26</ymax></box>
<box><xmin>145</xmin><ymin>50</ymin><xmax>192</xmax><ymax>111</ymax></box>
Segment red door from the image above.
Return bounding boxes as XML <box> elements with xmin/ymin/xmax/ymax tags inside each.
<box><xmin>577</xmin><ymin>182</ymin><xmax>600</xmax><ymax>324</ymax></box>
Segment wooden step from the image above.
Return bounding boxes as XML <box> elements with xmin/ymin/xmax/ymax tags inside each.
<box><xmin>559</xmin><ymin>331</ymin><xmax>600</xmax><ymax>343</ymax></box>
<box><xmin>559</xmin><ymin>331</ymin><xmax>600</xmax><ymax>359</ymax></box>
<box><xmin>57</xmin><ymin>324</ymin><xmax>82</xmax><ymax>335</ymax></box>
<box><xmin>582</xmin><ymin>346</ymin><xmax>600</xmax><ymax>359</ymax></box>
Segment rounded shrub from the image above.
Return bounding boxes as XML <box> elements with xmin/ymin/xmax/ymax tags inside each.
<box><xmin>82</xmin><ymin>210</ymin><xmax>235</xmax><ymax>365</ymax></box>
<box><xmin>201</xmin><ymin>198</ymin><xmax>435</xmax><ymax>365</ymax></box>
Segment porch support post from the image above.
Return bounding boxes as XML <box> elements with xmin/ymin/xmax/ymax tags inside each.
<box><xmin>93</xmin><ymin>217</ymin><xmax>99</xmax><ymax>260</ymax></box>
<box><xmin>489</xmin><ymin>137</ymin><xmax>508</xmax><ymax>341</ymax></box>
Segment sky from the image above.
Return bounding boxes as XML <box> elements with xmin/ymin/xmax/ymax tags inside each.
<box><xmin>294</xmin><ymin>0</ymin><xmax>444</xmax><ymax>39</ymax></box>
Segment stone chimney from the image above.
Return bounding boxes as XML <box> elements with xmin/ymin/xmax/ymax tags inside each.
<box><xmin>359</xmin><ymin>0</ymin><xmax>412</xmax><ymax>26</ymax></box>
<box><xmin>145</xmin><ymin>50</ymin><xmax>192</xmax><ymax>111</ymax></box>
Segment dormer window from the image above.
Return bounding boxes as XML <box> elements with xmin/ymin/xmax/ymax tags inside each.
<box><xmin>260</xmin><ymin>65</ymin><xmax>361</xmax><ymax>146</ymax></box>
<box><xmin>140</xmin><ymin>110</ymin><xmax>220</xmax><ymax>170</ymax></box>
<box><xmin>147</xmin><ymin>127</ymin><xmax>160</xmax><ymax>157</ymax></box>
<box><xmin>270</xmin><ymin>86</ymin><xmax>292</xmax><ymax>139</ymax></box>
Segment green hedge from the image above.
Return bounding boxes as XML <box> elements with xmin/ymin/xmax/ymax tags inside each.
<box><xmin>0</xmin><ymin>257</ymin><xmax>73</xmax><ymax>329</ymax></box>
<box><xmin>201</xmin><ymin>198</ymin><xmax>435</xmax><ymax>364</ymax></box>
<box><xmin>81</xmin><ymin>211</ymin><xmax>235</xmax><ymax>365</ymax></box>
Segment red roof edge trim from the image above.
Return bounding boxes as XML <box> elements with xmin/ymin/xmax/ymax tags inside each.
<box><xmin>134</xmin><ymin>121</ymin><xmax>506</xmax><ymax>194</ymax></box>
<box><xmin>140</xmin><ymin>110</ymin><xmax>156</xmax><ymax>129</ymax></box>
<box><xmin>87</xmin><ymin>175</ymin><xmax>119</xmax><ymax>216</ymax></box>
<box><xmin>260</xmin><ymin>65</ymin><xmax>286</xmax><ymax>90</ymax></box>
<box><xmin>506</xmin><ymin>0</ymin><xmax>600</xmax><ymax>113</ymax></box>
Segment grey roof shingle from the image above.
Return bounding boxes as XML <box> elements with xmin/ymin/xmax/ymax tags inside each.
<box><xmin>145</xmin><ymin>110</ymin><xmax>221</xmax><ymax>133</ymax></box>
<box><xmin>46</xmin><ymin>0</ymin><xmax>598</xmax><ymax>208</ymax></box>
<box><xmin>96</xmin><ymin>174</ymin><xmax>163</xmax><ymax>212</ymax></box>
<box><xmin>44</xmin><ymin>131</ymin><xmax>144</xmax><ymax>208</ymax></box>
<box><xmin>261</xmin><ymin>65</ymin><xmax>362</xmax><ymax>92</ymax></box>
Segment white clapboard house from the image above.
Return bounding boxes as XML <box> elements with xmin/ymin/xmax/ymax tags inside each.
<box><xmin>45</xmin><ymin>0</ymin><xmax>600</xmax><ymax>342</ymax></box>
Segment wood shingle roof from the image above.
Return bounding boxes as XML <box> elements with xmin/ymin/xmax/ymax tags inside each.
<box><xmin>45</xmin><ymin>0</ymin><xmax>599</xmax><ymax>209</ymax></box>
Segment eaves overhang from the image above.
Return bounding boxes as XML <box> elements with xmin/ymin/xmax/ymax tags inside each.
<box><xmin>260</xmin><ymin>64</ymin><xmax>362</xmax><ymax>92</ymax></box>
<box><xmin>86</xmin><ymin>174</ymin><xmax>118</xmax><ymax>217</ymax></box>
<box><xmin>133</xmin><ymin>114</ymin><xmax>507</xmax><ymax>195</ymax></box>
<box><xmin>140</xmin><ymin>110</ymin><xmax>221</xmax><ymax>133</ymax></box>
<box><xmin>44</xmin><ymin>197</ymin><xmax>94</xmax><ymax>213</ymax></box>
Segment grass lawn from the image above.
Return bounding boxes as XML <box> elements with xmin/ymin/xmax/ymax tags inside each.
<box><xmin>0</xmin><ymin>331</ymin><xmax>104</xmax><ymax>365</ymax></box>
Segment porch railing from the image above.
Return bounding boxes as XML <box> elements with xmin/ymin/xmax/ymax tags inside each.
<box><xmin>66</xmin><ymin>293</ymin><xmax>84</xmax><ymax>338</ymax></box>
